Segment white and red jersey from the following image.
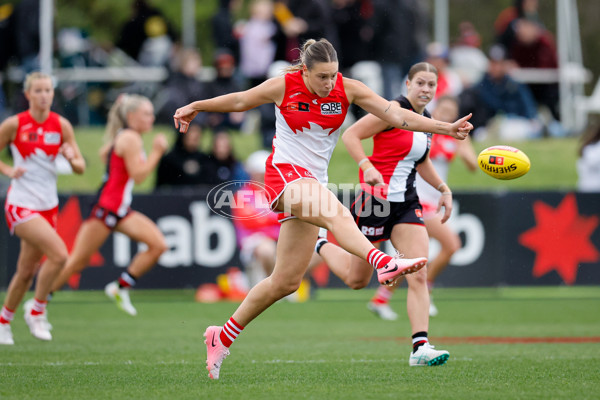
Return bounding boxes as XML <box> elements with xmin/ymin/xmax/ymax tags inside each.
<box><xmin>416</xmin><ymin>134</ymin><xmax>459</xmax><ymax>211</ymax></box>
<box><xmin>7</xmin><ymin>111</ymin><xmax>63</xmax><ymax>210</ymax></box>
<box><xmin>272</xmin><ymin>71</ymin><xmax>349</xmax><ymax>184</ymax></box>
<box><xmin>360</xmin><ymin>96</ymin><xmax>431</xmax><ymax>202</ymax></box>
<box><xmin>94</xmin><ymin>140</ymin><xmax>137</xmax><ymax>217</ymax></box>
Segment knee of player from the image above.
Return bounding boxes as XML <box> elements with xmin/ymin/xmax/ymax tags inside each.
<box><xmin>447</xmin><ymin>235</ymin><xmax>462</xmax><ymax>254</ymax></box>
<box><xmin>347</xmin><ymin>278</ymin><xmax>370</xmax><ymax>290</ymax></box>
<box><xmin>271</xmin><ymin>276</ymin><xmax>302</xmax><ymax>297</ymax></box>
<box><xmin>48</xmin><ymin>249</ymin><xmax>69</xmax><ymax>267</ymax></box>
<box><xmin>149</xmin><ymin>239</ymin><xmax>169</xmax><ymax>256</ymax></box>
<box><xmin>410</xmin><ymin>267</ymin><xmax>428</xmax><ymax>284</ymax></box>
<box><xmin>15</xmin><ymin>266</ymin><xmax>38</xmax><ymax>282</ymax></box>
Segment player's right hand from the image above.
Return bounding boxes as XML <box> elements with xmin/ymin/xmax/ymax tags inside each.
<box><xmin>173</xmin><ymin>104</ymin><xmax>200</xmax><ymax>134</ymax></box>
<box><xmin>153</xmin><ymin>133</ymin><xmax>169</xmax><ymax>153</ymax></box>
<box><xmin>8</xmin><ymin>166</ymin><xmax>26</xmax><ymax>179</ymax></box>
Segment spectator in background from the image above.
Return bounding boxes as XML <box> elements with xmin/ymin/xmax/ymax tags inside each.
<box><xmin>0</xmin><ymin>3</ymin><xmax>15</xmax><ymax>118</ymax></box>
<box><xmin>330</xmin><ymin>0</ymin><xmax>370</xmax><ymax>72</ymax></box>
<box><xmin>116</xmin><ymin>0</ymin><xmax>177</xmax><ymax>66</ymax></box>
<box><xmin>577</xmin><ymin>126</ymin><xmax>600</xmax><ymax>192</ymax></box>
<box><xmin>508</xmin><ymin>17</ymin><xmax>561</xmax><ymax>124</ymax></box>
<box><xmin>205</xmin><ymin>49</ymin><xmax>246</xmax><ymax>133</ymax></box>
<box><xmin>460</xmin><ymin>44</ymin><xmax>541</xmax><ymax>140</ymax></box>
<box><xmin>210</xmin><ymin>131</ymin><xmax>249</xmax><ymax>184</ymax></box>
<box><xmin>238</xmin><ymin>0</ymin><xmax>278</xmax><ymax>89</ymax></box>
<box><xmin>425</xmin><ymin>42</ymin><xmax>463</xmax><ymax>109</ymax></box>
<box><xmin>12</xmin><ymin>0</ymin><xmax>40</xmax><ymax>73</ymax></box>
<box><xmin>155</xmin><ymin>48</ymin><xmax>207</xmax><ymax>125</ymax></box>
<box><xmin>369</xmin><ymin>0</ymin><xmax>429</xmax><ymax>100</ymax></box>
<box><xmin>449</xmin><ymin>21</ymin><xmax>489</xmax><ymax>88</ymax></box>
<box><xmin>212</xmin><ymin>0</ymin><xmax>241</xmax><ymax>62</ymax></box>
<box><xmin>273</xmin><ymin>0</ymin><xmax>338</xmax><ymax>63</ymax></box>
<box><xmin>155</xmin><ymin>122</ymin><xmax>218</xmax><ymax>190</ymax></box>
<box><xmin>495</xmin><ymin>0</ymin><xmax>541</xmax><ymax>51</ymax></box>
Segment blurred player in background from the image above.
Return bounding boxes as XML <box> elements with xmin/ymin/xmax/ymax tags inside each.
<box><xmin>316</xmin><ymin>62</ymin><xmax>454</xmax><ymax>366</ymax></box>
<box><xmin>231</xmin><ymin>149</ymin><xmax>311</xmax><ymax>301</ymax></box>
<box><xmin>0</xmin><ymin>72</ymin><xmax>85</xmax><ymax>344</ymax></box>
<box><xmin>50</xmin><ymin>94</ymin><xmax>168</xmax><ymax>316</ymax></box>
<box><xmin>365</xmin><ymin>95</ymin><xmax>478</xmax><ymax>321</ymax></box>
<box><xmin>173</xmin><ymin>39</ymin><xmax>472</xmax><ymax>379</ymax></box>
<box><xmin>577</xmin><ymin>125</ymin><xmax>600</xmax><ymax>192</ymax></box>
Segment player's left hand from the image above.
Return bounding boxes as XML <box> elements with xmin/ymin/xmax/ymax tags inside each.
<box><xmin>437</xmin><ymin>192</ymin><xmax>453</xmax><ymax>223</ymax></box>
<box><xmin>153</xmin><ymin>133</ymin><xmax>169</xmax><ymax>154</ymax></box>
<box><xmin>59</xmin><ymin>143</ymin><xmax>75</xmax><ymax>161</ymax></box>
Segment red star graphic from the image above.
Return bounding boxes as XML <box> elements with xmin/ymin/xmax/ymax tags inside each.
<box><xmin>518</xmin><ymin>193</ymin><xmax>599</xmax><ymax>285</ymax></box>
<box><xmin>57</xmin><ymin>197</ymin><xmax>104</xmax><ymax>289</ymax></box>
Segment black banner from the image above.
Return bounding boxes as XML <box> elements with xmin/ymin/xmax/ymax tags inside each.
<box><xmin>1</xmin><ymin>191</ymin><xmax>599</xmax><ymax>290</ymax></box>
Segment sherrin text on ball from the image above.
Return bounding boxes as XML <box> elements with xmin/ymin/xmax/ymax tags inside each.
<box><xmin>477</xmin><ymin>145</ymin><xmax>531</xmax><ymax>180</ymax></box>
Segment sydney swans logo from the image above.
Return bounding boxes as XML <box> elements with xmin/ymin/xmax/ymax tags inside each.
<box><xmin>206</xmin><ymin>180</ymin><xmax>274</xmax><ymax>220</ymax></box>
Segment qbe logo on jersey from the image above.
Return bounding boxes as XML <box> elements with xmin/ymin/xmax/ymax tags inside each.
<box><xmin>320</xmin><ymin>102</ymin><xmax>342</xmax><ymax>115</ymax></box>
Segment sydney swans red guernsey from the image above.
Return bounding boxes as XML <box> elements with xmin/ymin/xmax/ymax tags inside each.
<box><xmin>272</xmin><ymin>71</ymin><xmax>349</xmax><ymax>184</ymax></box>
<box><xmin>7</xmin><ymin>111</ymin><xmax>63</xmax><ymax>210</ymax></box>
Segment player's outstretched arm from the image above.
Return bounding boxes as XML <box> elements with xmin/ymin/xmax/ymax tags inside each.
<box><xmin>174</xmin><ymin>76</ymin><xmax>285</xmax><ymax>133</ymax></box>
<box><xmin>344</xmin><ymin>77</ymin><xmax>472</xmax><ymax>139</ymax></box>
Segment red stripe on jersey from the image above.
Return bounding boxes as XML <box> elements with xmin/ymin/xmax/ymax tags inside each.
<box><xmin>359</xmin><ymin>128</ymin><xmax>415</xmax><ymax>197</ymax></box>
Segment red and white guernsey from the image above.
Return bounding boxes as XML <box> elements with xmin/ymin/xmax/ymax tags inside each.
<box><xmin>359</xmin><ymin>96</ymin><xmax>432</xmax><ymax>202</ymax></box>
<box><xmin>94</xmin><ymin>139</ymin><xmax>137</xmax><ymax>217</ymax></box>
<box><xmin>416</xmin><ymin>134</ymin><xmax>458</xmax><ymax>211</ymax></box>
<box><xmin>272</xmin><ymin>71</ymin><xmax>349</xmax><ymax>183</ymax></box>
<box><xmin>7</xmin><ymin>111</ymin><xmax>63</xmax><ymax>210</ymax></box>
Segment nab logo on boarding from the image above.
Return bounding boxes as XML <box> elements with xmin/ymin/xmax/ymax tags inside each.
<box><xmin>489</xmin><ymin>156</ymin><xmax>504</xmax><ymax>165</ymax></box>
<box><xmin>320</xmin><ymin>102</ymin><xmax>342</xmax><ymax>115</ymax></box>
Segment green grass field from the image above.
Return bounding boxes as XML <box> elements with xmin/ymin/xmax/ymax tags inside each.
<box><xmin>1</xmin><ymin>287</ymin><xmax>599</xmax><ymax>400</ymax></box>
<box><xmin>1</xmin><ymin>126</ymin><xmax>580</xmax><ymax>194</ymax></box>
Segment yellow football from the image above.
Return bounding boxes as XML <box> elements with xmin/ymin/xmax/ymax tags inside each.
<box><xmin>477</xmin><ymin>145</ymin><xmax>531</xmax><ymax>180</ymax></box>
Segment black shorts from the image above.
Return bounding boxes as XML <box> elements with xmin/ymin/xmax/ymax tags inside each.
<box><xmin>350</xmin><ymin>190</ymin><xmax>424</xmax><ymax>243</ymax></box>
<box><xmin>88</xmin><ymin>205</ymin><xmax>131</xmax><ymax>230</ymax></box>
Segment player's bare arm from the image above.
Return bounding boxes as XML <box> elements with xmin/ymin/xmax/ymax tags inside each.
<box><xmin>344</xmin><ymin>77</ymin><xmax>472</xmax><ymax>139</ymax></box>
<box><xmin>0</xmin><ymin>116</ymin><xmax>25</xmax><ymax>178</ymax></box>
<box><xmin>59</xmin><ymin>117</ymin><xmax>86</xmax><ymax>174</ymax></box>
<box><xmin>342</xmin><ymin>113</ymin><xmax>389</xmax><ymax>186</ymax></box>
<box><xmin>174</xmin><ymin>76</ymin><xmax>285</xmax><ymax>133</ymax></box>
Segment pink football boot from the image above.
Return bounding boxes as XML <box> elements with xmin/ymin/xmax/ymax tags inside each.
<box><xmin>377</xmin><ymin>257</ymin><xmax>428</xmax><ymax>285</ymax></box>
<box><xmin>204</xmin><ymin>326</ymin><xmax>230</xmax><ymax>380</ymax></box>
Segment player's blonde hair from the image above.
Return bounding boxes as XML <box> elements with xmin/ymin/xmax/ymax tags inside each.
<box><xmin>104</xmin><ymin>94</ymin><xmax>150</xmax><ymax>145</ymax></box>
<box><xmin>284</xmin><ymin>38</ymin><xmax>338</xmax><ymax>73</ymax></box>
<box><xmin>23</xmin><ymin>71</ymin><xmax>53</xmax><ymax>92</ymax></box>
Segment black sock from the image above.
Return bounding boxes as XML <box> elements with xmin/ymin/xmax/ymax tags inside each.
<box><xmin>412</xmin><ymin>331</ymin><xmax>428</xmax><ymax>353</ymax></box>
<box><xmin>118</xmin><ymin>271</ymin><xmax>138</xmax><ymax>288</ymax></box>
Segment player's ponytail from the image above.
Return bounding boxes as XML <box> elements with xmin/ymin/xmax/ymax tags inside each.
<box><xmin>284</xmin><ymin>38</ymin><xmax>338</xmax><ymax>73</ymax></box>
<box><xmin>104</xmin><ymin>94</ymin><xmax>150</xmax><ymax>145</ymax></box>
